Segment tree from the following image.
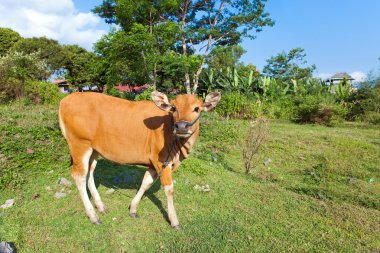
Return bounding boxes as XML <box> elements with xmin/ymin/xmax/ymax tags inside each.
<box><xmin>62</xmin><ymin>45</ymin><xmax>99</xmax><ymax>89</ymax></box>
<box><xmin>263</xmin><ymin>47</ymin><xmax>316</xmax><ymax>82</ymax></box>
<box><xmin>207</xmin><ymin>45</ymin><xmax>246</xmax><ymax>70</ymax></box>
<box><xmin>11</xmin><ymin>37</ymin><xmax>66</xmax><ymax>79</ymax></box>
<box><xmin>0</xmin><ymin>28</ymin><xmax>21</xmax><ymax>56</ymax></box>
<box><xmin>0</xmin><ymin>51</ymin><xmax>49</xmax><ymax>99</ymax></box>
<box><xmin>236</xmin><ymin>64</ymin><xmax>261</xmax><ymax>80</ymax></box>
<box><xmin>93</xmin><ymin>0</ymin><xmax>274</xmax><ymax>93</ymax></box>
<box><xmin>94</xmin><ymin>23</ymin><xmax>183</xmax><ymax>88</ymax></box>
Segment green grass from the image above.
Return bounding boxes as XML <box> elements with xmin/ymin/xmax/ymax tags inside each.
<box><xmin>0</xmin><ymin>103</ymin><xmax>379</xmax><ymax>252</ymax></box>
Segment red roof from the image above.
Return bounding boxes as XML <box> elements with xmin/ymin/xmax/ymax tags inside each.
<box><xmin>114</xmin><ymin>85</ymin><xmax>132</xmax><ymax>93</ymax></box>
<box><xmin>114</xmin><ymin>84</ymin><xmax>150</xmax><ymax>93</ymax></box>
<box><xmin>52</xmin><ymin>79</ymin><xmax>67</xmax><ymax>85</ymax></box>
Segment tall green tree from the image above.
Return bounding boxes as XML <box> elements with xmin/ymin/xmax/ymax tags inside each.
<box><xmin>94</xmin><ymin>22</ymin><xmax>182</xmax><ymax>87</ymax></box>
<box><xmin>62</xmin><ymin>45</ymin><xmax>100</xmax><ymax>89</ymax></box>
<box><xmin>11</xmin><ymin>37</ymin><xmax>66</xmax><ymax>79</ymax></box>
<box><xmin>93</xmin><ymin>0</ymin><xmax>274</xmax><ymax>93</ymax></box>
<box><xmin>263</xmin><ymin>47</ymin><xmax>316</xmax><ymax>82</ymax></box>
<box><xmin>0</xmin><ymin>28</ymin><xmax>22</xmax><ymax>56</ymax></box>
<box><xmin>207</xmin><ymin>45</ymin><xmax>247</xmax><ymax>70</ymax></box>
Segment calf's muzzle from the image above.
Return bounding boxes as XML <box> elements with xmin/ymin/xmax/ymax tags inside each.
<box><xmin>173</xmin><ymin>120</ymin><xmax>191</xmax><ymax>135</ymax></box>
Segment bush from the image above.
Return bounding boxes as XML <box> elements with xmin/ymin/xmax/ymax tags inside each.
<box><xmin>292</xmin><ymin>95</ymin><xmax>347</xmax><ymax>126</ymax></box>
<box><xmin>262</xmin><ymin>98</ymin><xmax>295</xmax><ymax>119</ymax></box>
<box><xmin>123</xmin><ymin>92</ymin><xmax>135</xmax><ymax>100</ymax></box>
<box><xmin>24</xmin><ymin>81</ymin><xmax>65</xmax><ymax>104</ymax></box>
<box><xmin>135</xmin><ymin>86</ymin><xmax>155</xmax><ymax>101</ymax></box>
<box><xmin>0</xmin><ymin>51</ymin><xmax>49</xmax><ymax>102</ymax></box>
<box><xmin>215</xmin><ymin>92</ymin><xmax>256</xmax><ymax>119</ymax></box>
<box><xmin>364</xmin><ymin>112</ymin><xmax>380</xmax><ymax>125</ymax></box>
<box><xmin>107</xmin><ymin>87</ymin><xmax>122</xmax><ymax>98</ymax></box>
<box><xmin>346</xmin><ymin>85</ymin><xmax>380</xmax><ymax>123</ymax></box>
<box><xmin>0</xmin><ymin>78</ymin><xmax>23</xmax><ymax>103</ymax></box>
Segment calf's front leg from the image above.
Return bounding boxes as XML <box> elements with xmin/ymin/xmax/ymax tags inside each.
<box><xmin>129</xmin><ymin>168</ymin><xmax>157</xmax><ymax>218</ymax></box>
<box><xmin>161</xmin><ymin>166</ymin><xmax>180</xmax><ymax>229</ymax></box>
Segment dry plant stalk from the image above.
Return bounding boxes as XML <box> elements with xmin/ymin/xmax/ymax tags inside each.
<box><xmin>242</xmin><ymin>115</ymin><xmax>269</xmax><ymax>174</ymax></box>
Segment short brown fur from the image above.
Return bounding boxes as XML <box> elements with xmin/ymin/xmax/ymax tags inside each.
<box><xmin>58</xmin><ymin>91</ymin><xmax>220</xmax><ymax>226</ymax></box>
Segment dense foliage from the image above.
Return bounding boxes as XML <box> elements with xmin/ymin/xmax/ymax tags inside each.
<box><xmin>0</xmin><ymin>18</ymin><xmax>379</xmax><ymax>125</ymax></box>
<box><xmin>0</xmin><ymin>28</ymin><xmax>106</xmax><ymax>103</ymax></box>
<box><xmin>93</xmin><ymin>0</ymin><xmax>274</xmax><ymax>93</ymax></box>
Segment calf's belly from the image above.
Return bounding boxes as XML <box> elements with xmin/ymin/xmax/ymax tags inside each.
<box><xmin>92</xmin><ymin>135</ymin><xmax>151</xmax><ymax>166</ymax></box>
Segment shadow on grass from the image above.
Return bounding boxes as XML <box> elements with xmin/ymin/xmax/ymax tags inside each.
<box><xmin>93</xmin><ymin>159</ymin><xmax>170</xmax><ymax>224</ymax></box>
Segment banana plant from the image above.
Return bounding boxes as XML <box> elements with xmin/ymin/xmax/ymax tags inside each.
<box><xmin>335</xmin><ymin>78</ymin><xmax>352</xmax><ymax>101</ymax></box>
<box><xmin>240</xmin><ymin>70</ymin><xmax>255</xmax><ymax>95</ymax></box>
<box><xmin>255</xmin><ymin>76</ymin><xmax>290</xmax><ymax>101</ymax></box>
<box><xmin>199</xmin><ymin>68</ymin><xmax>215</xmax><ymax>93</ymax></box>
<box><xmin>216</xmin><ymin>67</ymin><xmax>240</xmax><ymax>92</ymax></box>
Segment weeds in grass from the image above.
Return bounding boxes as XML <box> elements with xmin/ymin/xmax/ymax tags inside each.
<box><xmin>242</xmin><ymin>104</ymin><xmax>269</xmax><ymax>174</ymax></box>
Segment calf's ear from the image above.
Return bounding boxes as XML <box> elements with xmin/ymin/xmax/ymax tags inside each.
<box><xmin>152</xmin><ymin>91</ymin><xmax>172</xmax><ymax>111</ymax></box>
<box><xmin>202</xmin><ymin>92</ymin><xmax>221</xmax><ymax>111</ymax></box>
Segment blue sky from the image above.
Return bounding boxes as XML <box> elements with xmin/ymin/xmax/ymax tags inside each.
<box><xmin>240</xmin><ymin>0</ymin><xmax>380</xmax><ymax>80</ymax></box>
<box><xmin>1</xmin><ymin>0</ymin><xmax>379</xmax><ymax>81</ymax></box>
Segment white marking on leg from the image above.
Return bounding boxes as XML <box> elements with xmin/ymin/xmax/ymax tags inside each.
<box><xmin>164</xmin><ymin>183</ymin><xmax>179</xmax><ymax>227</ymax></box>
<box><xmin>73</xmin><ymin>149</ymin><xmax>99</xmax><ymax>223</ymax></box>
<box><xmin>129</xmin><ymin>168</ymin><xmax>156</xmax><ymax>215</ymax></box>
<box><xmin>87</xmin><ymin>159</ymin><xmax>106</xmax><ymax>214</ymax></box>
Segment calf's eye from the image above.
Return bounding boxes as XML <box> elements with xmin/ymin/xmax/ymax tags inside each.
<box><xmin>194</xmin><ymin>107</ymin><xmax>200</xmax><ymax>112</ymax></box>
<box><xmin>171</xmin><ymin>106</ymin><xmax>176</xmax><ymax>112</ymax></box>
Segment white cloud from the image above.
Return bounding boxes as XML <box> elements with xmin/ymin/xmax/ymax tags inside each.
<box><xmin>0</xmin><ymin>0</ymin><xmax>106</xmax><ymax>50</ymax></box>
<box><xmin>349</xmin><ymin>71</ymin><xmax>367</xmax><ymax>83</ymax></box>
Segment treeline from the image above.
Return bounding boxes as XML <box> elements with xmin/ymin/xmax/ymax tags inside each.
<box><xmin>0</xmin><ymin>27</ymin><xmax>105</xmax><ymax>103</ymax></box>
<box><xmin>0</xmin><ymin>0</ymin><xmax>379</xmax><ymax>125</ymax></box>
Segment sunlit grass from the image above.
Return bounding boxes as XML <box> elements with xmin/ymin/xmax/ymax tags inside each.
<box><xmin>0</xmin><ymin>104</ymin><xmax>379</xmax><ymax>252</ymax></box>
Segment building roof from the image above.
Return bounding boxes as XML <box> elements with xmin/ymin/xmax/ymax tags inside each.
<box><xmin>52</xmin><ymin>79</ymin><xmax>69</xmax><ymax>87</ymax></box>
<box><xmin>114</xmin><ymin>84</ymin><xmax>150</xmax><ymax>93</ymax></box>
<box><xmin>52</xmin><ymin>79</ymin><xmax>67</xmax><ymax>84</ymax></box>
<box><xmin>329</xmin><ymin>72</ymin><xmax>354</xmax><ymax>80</ymax></box>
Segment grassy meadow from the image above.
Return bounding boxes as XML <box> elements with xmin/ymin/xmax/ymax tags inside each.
<box><xmin>0</xmin><ymin>103</ymin><xmax>379</xmax><ymax>252</ymax></box>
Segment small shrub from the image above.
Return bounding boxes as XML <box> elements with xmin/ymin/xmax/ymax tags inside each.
<box><xmin>346</xmin><ymin>85</ymin><xmax>380</xmax><ymax>123</ymax></box>
<box><xmin>24</xmin><ymin>81</ymin><xmax>65</xmax><ymax>104</ymax></box>
<box><xmin>215</xmin><ymin>92</ymin><xmax>255</xmax><ymax>119</ymax></box>
<box><xmin>0</xmin><ymin>78</ymin><xmax>23</xmax><ymax>103</ymax></box>
<box><xmin>365</xmin><ymin>112</ymin><xmax>380</xmax><ymax>125</ymax></box>
<box><xmin>135</xmin><ymin>87</ymin><xmax>155</xmax><ymax>101</ymax></box>
<box><xmin>107</xmin><ymin>87</ymin><xmax>122</xmax><ymax>98</ymax></box>
<box><xmin>292</xmin><ymin>95</ymin><xmax>346</xmax><ymax>126</ymax></box>
<box><xmin>262</xmin><ymin>98</ymin><xmax>295</xmax><ymax>119</ymax></box>
<box><xmin>242</xmin><ymin>116</ymin><xmax>269</xmax><ymax>174</ymax></box>
<box><xmin>123</xmin><ymin>92</ymin><xmax>135</xmax><ymax>101</ymax></box>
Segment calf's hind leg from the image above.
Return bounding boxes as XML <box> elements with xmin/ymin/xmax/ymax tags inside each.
<box><xmin>71</xmin><ymin>147</ymin><xmax>101</xmax><ymax>224</ymax></box>
<box><xmin>87</xmin><ymin>151</ymin><xmax>107</xmax><ymax>214</ymax></box>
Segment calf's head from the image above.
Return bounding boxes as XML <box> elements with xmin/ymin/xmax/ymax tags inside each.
<box><xmin>152</xmin><ymin>91</ymin><xmax>221</xmax><ymax>138</ymax></box>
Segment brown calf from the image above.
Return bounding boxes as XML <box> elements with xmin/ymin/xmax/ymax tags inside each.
<box><xmin>58</xmin><ymin>91</ymin><xmax>221</xmax><ymax>228</ymax></box>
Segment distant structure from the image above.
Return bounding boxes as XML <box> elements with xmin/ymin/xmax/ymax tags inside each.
<box><xmin>52</xmin><ymin>79</ymin><xmax>71</xmax><ymax>94</ymax></box>
<box><xmin>113</xmin><ymin>84</ymin><xmax>150</xmax><ymax>94</ymax></box>
<box><xmin>52</xmin><ymin>80</ymin><xmax>102</xmax><ymax>93</ymax></box>
<box><xmin>325</xmin><ymin>72</ymin><xmax>354</xmax><ymax>85</ymax></box>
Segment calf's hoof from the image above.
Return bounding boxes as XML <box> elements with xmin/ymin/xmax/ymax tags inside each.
<box><xmin>93</xmin><ymin>220</ymin><xmax>102</xmax><ymax>225</ymax></box>
<box><xmin>98</xmin><ymin>207</ymin><xmax>108</xmax><ymax>215</ymax></box>
<box><xmin>129</xmin><ymin>213</ymin><xmax>139</xmax><ymax>219</ymax></box>
<box><xmin>172</xmin><ymin>225</ymin><xmax>182</xmax><ymax>230</ymax></box>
